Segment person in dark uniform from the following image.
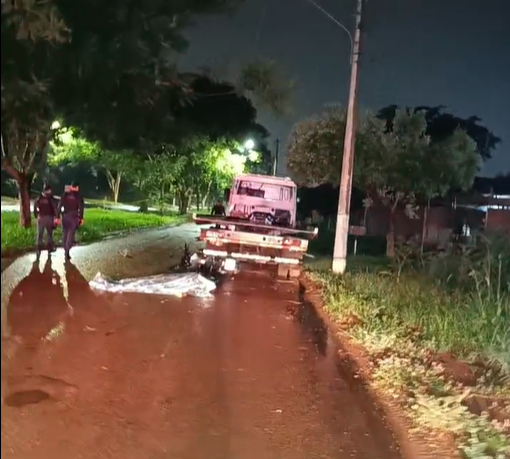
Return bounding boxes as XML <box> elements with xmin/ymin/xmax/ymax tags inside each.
<box><xmin>211</xmin><ymin>200</ymin><xmax>226</xmax><ymax>216</ymax></box>
<box><xmin>34</xmin><ymin>184</ymin><xmax>59</xmax><ymax>254</ymax></box>
<box><xmin>59</xmin><ymin>182</ymin><xmax>85</xmax><ymax>260</ymax></box>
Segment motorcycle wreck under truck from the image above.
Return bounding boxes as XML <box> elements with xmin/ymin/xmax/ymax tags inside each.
<box><xmin>192</xmin><ymin>174</ymin><xmax>318</xmax><ymax>278</ymax></box>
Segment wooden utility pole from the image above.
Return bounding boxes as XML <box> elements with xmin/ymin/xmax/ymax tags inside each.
<box><xmin>273</xmin><ymin>137</ymin><xmax>280</xmax><ymax>176</ymax></box>
<box><xmin>331</xmin><ymin>0</ymin><xmax>363</xmax><ymax>274</ymax></box>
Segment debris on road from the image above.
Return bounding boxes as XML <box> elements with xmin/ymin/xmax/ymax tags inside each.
<box><xmin>89</xmin><ymin>271</ymin><xmax>216</xmax><ymax>298</ymax></box>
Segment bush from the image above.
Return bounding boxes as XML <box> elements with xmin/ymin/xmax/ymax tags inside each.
<box><xmin>421</xmin><ymin>232</ymin><xmax>510</xmax><ymax>297</ymax></box>
<box><xmin>1</xmin><ymin>208</ymin><xmax>186</xmax><ymax>253</ymax></box>
<box><xmin>314</xmin><ymin>268</ymin><xmax>509</xmax><ymax>365</ymax></box>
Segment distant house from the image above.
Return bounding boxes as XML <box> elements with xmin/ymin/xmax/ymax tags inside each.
<box><xmin>455</xmin><ymin>176</ymin><xmax>510</xmax><ymax>231</ymax></box>
<box><xmin>297</xmin><ymin>175</ymin><xmax>510</xmax><ymax>244</ymax></box>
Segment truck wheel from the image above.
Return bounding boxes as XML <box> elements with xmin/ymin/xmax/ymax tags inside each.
<box><xmin>277</xmin><ymin>264</ymin><xmax>302</xmax><ymax>279</ymax></box>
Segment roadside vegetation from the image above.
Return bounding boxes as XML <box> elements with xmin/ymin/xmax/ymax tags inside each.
<box><xmin>1</xmin><ymin>208</ymin><xmax>186</xmax><ymax>254</ymax></box>
<box><xmin>307</xmin><ymin>230</ymin><xmax>510</xmax><ymax>459</ymax></box>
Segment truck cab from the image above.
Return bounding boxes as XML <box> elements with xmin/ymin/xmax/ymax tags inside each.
<box><xmin>227</xmin><ymin>174</ymin><xmax>297</xmax><ymax>227</ymax></box>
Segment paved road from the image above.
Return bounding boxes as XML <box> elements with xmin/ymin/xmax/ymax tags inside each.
<box><xmin>1</xmin><ymin>224</ymin><xmax>403</xmax><ymax>459</ymax></box>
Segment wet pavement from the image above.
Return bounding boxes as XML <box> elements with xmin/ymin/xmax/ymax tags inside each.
<box><xmin>1</xmin><ymin>224</ymin><xmax>403</xmax><ymax>459</ymax></box>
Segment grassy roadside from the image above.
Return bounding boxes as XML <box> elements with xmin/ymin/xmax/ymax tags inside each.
<box><xmin>1</xmin><ymin>208</ymin><xmax>187</xmax><ymax>254</ymax></box>
<box><xmin>306</xmin><ymin>232</ymin><xmax>509</xmax><ymax>459</ymax></box>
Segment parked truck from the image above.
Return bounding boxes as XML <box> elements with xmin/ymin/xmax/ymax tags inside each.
<box><xmin>192</xmin><ymin>173</ymin><xmax>318</xmax><ymax>278</ymax></box>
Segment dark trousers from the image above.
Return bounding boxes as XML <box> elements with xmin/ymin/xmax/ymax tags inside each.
<box><xmin>36</xmin><ymin>216</ymin><xmax>55</xmax><ymax>251</ymax></box>
<box><xmin>62</xmin><ymin>214</ymin><xmax>79</xmax><ymax>255</ymax></box>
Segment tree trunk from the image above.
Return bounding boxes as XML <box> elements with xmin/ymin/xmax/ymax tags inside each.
<box><xmin>113</xmin><ymin>175</ymin><xmax>121</xmax><ymax>204</ymax></box>
<box><xmin>420</xmin><ymin>200</ymin><xmax>430</xmax><ymax>254</ymax></box>
<box><xmin>160</xmin><ymin>182</ymin><xmax>165</xmax><ymax>202</ymax></box>
<box><xmin>201</xmin><ymin>181</ymin><xmax>212</xmax><ymax>209</ymax></box>
<box><xmin>195</xmin><ymin>188</ymin><xmax>201</xmax><ymax>211</ymax></box>
<box><xmin>18</xmin><ymin>173</ymin><xmax>33</xmax><ymax>228</ymax></box>
<box><xmin>386</xmin><ymin>208</ymin><xmax>396</xmax><ymax>258</ymax></box>
<box><xmin>105</xmin><ymin>170</ymin><xmax>122</xmax><ymax>203</ymax></box>
<box><xmin>177</xmin><ymin>189</ymin><xmax>191</xmax><ymax>215</ymax></box>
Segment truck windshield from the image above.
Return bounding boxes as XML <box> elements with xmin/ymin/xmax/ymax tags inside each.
<box><xmin>236</xmin><ymin>181</ymin><xmax>294</xmax><ymax>201</ymax></box>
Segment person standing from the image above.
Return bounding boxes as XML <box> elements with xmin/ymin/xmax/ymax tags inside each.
<box><xmin>211</xmin><ymin>200</ymin><xmax>226</xmax><ymax>216</ymax></box>
<box><xmin>59</xmin><ymin>182</ymin><xmax>84</xmax><ymax>260</ymax></box>
<box><xmin>34</xmin><ymin>184</ymin><xmax>59</xmax><ymax>255</ymax></box>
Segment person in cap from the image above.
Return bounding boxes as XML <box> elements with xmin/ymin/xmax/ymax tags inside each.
<box><xmin>33</xmin><ymin>184</ymin><xmax>59</xmax><ymax>255</ymax></box>
<box><xmin>59</xmin><ymin>182</ymin><xmax>84</xmax><ymax>260</ymax></box>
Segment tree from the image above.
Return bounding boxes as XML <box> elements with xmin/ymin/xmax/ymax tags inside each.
<box><xmin>247</xmin><ymin>123</ymin><xmax>273</xmax><ymax>175</ymax></box>
<box><xmin>1</xmin><ymin>79</ymin><xmax>54</xmax><ymax>226</ymax></box>
<box><xmin>287</xmin><ymin>108</ymin><xmax>346</xmax><ymax>187</ymax></box>
<box><xmin>356</xmin><ymin>110</ymin><xmax>479</xmax><ymax>255</ymax></box>
<box><xmin>165</xmin><ymin>136</ymin><xmax>251</xmax><ymax>214</ymax></box>
<box><xmin>378</xmin><ymin>105</ymin><xmax>500</xmax><ymax>161</ymax></box>
<box><xmin>287</xmin><ymin>107</ymin><xmax>480</xmax><ymax>256</ymax></box>
<box><xmin>49</xmin><ymin>129</ymin><xmax>138</xmax><ymax>203</ymax></box>
<box><xmin>174</xmin><ymin>74</ymin><xmax>258</xmax><ymax>139</ymax></box>
<box><xmin>2</xmin><ymin>0</ymin><xmax>291</xmax><ymax>226</ymax></box>
<box><xmin>237</xmin><ymin>60</ymin><xmax>295</xmax><ymax>117</ymax></box>
<box><xmin>1</xmin><ymin>0</ymin><xmax>68</xmax><ymax>42</ymax></box>
<box><xmin>1</xmin><ymin>0</ymin><xmax>70</xmax><ymax>226</ymax></box>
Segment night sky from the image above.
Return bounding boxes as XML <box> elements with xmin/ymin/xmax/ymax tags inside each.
<box><xmin>178</xmin><ymin>0</ymin><xmax>510</xmax><ymax>177</ymax></box>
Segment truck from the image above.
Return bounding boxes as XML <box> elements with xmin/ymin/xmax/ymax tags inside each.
<box><xmin>192</xmin><ymin>173</ymin><xmax>318</xmax><ymax>278</ymax></box>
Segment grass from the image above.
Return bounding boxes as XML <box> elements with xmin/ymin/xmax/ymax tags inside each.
<box><xmin>1</xmin><ymin>208</ymin><xmax>187</xmax><ymax>254</ymax></box>
<box><xmin>1</xmin><ymin>196</ymin><xmax>18</xmax><ymax>204</ymax></box>
<box><xmin>306</xmin><ymin>229</ymin><xmax>510</xmax><ymax>459</ymax></box>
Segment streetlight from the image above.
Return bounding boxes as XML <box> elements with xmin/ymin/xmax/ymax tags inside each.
<box><xmin>305</xmin><ymin>0</ymin><xmax>364</xmax><ymax>274</ymax></box>
<box><xmin>332</xmin><ymin>0</ymin><xmax>363</xmax><ymax>274</ymax></box>
<box><xmin>304</xmin><ymin>0</ymin><xmax>353</xmax><ymax>58</ymax></box>
<box><xmin>244</xmin><ymin>139</ymin><xmax>255</xmax><ymax>151</ymax></box>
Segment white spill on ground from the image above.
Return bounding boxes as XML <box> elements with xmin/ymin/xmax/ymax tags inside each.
<box><xmin>89</xmin><ymin>272</ymin><xmax>217</xmax><ymax>298</ymax></box>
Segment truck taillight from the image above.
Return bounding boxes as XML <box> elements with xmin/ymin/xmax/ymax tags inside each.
<box><xmin>283</xmin><ymin>238</ymin><xmax>302</xmax><ymax>247</ymax></box>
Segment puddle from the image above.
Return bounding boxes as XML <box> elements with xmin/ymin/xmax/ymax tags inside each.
<box><xmin>4</xmin><ymin>389</ymin><xmax>50</xmax><ymax>407</ymax></box>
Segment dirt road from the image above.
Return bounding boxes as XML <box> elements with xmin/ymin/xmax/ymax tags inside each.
<box><xmin>1</xmin><ymin>224</ymin><xmax>403</xmax><ymax>459</ymax></box>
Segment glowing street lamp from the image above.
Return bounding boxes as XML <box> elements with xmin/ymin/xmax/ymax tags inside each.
<box><xmin>243</xmin><ymin>139</ymin><xmax>255</xmax><ymax>151</ymax></box>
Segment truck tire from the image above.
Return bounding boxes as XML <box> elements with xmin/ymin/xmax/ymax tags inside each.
<box><xmin>277</xmin><ymin>264</ymin><xmax>302</xmax><ymax>279</ymax></box>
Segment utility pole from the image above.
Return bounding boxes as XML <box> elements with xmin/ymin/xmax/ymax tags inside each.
<box><xmin>331</xmin><ymin>0</ymin><xmax>363</xmax><ymax>274</ymax></box>
<box><xmin>272</xmin><ymin>137</ymin><xmax>280</xmax><ymax>176</ymax></box>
